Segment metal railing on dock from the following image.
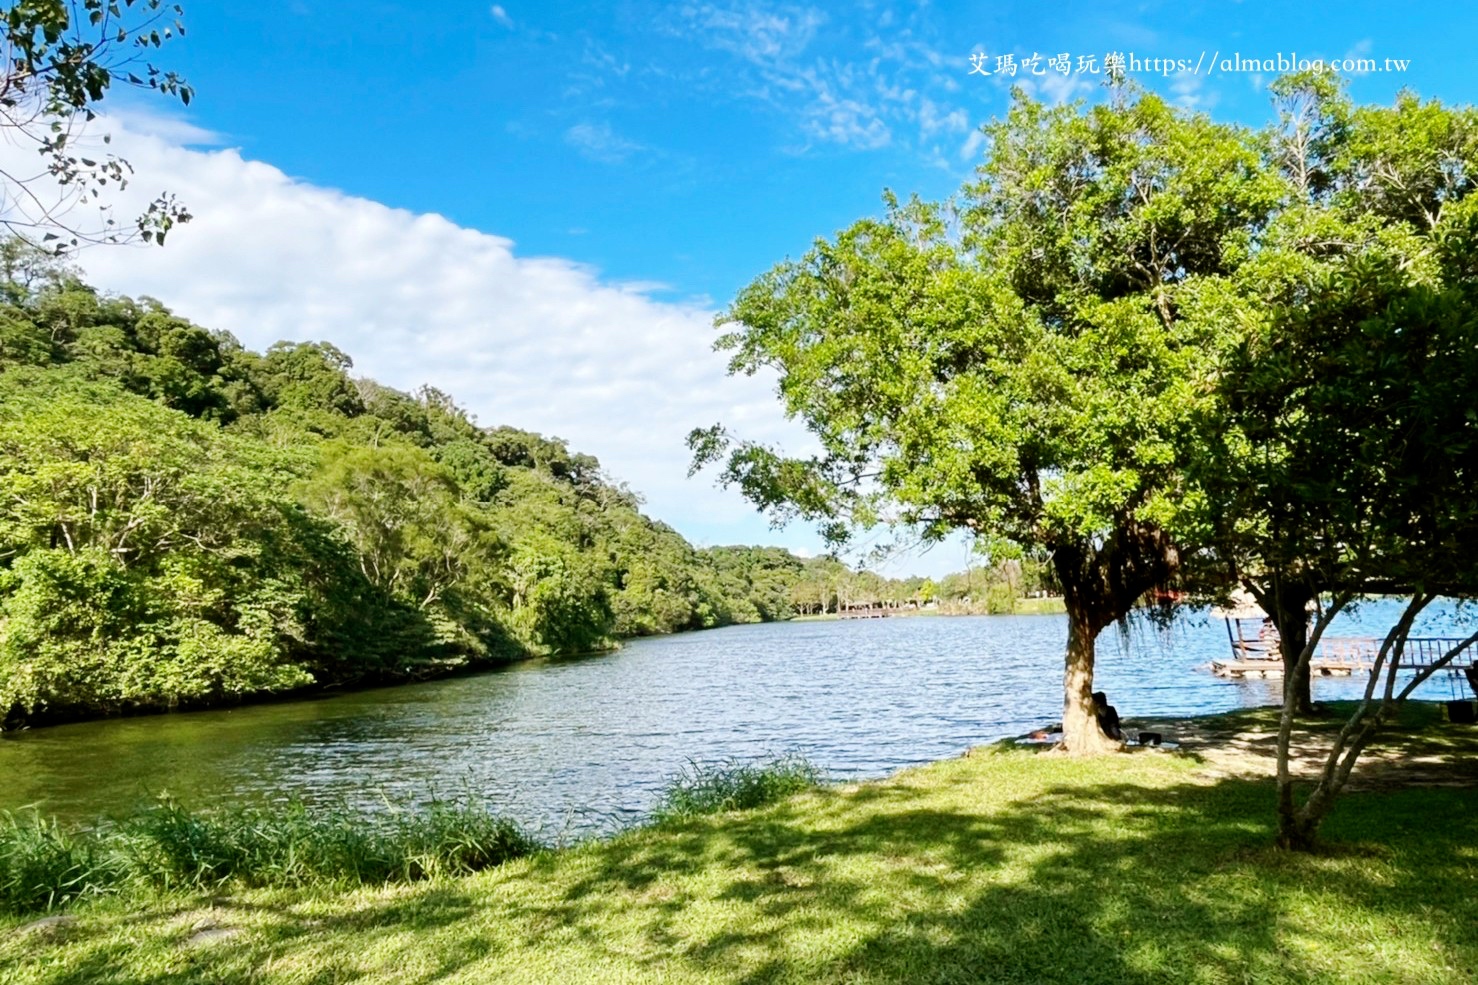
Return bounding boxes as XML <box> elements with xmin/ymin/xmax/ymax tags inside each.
<box><xmin>1212</xmin><ymin>636</ymin><xmax>1478</xmax><ymax>684</ymax></box>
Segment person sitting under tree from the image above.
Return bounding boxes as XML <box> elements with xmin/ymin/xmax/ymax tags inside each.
<box><xmin>1092</xmin><ymin>691</ymin><xmax>1123</xmax><ymax>742</ymax></box>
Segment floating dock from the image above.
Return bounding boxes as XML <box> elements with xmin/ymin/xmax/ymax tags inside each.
<box><xmin>1211</xmin><ymin>656</ymin><xmax>1365</xmax><ymax>678</ymax></box>
<box><xmin>1211</xmin><ymin>636</ymin><xmax>1478</xmax><ymax>681</ymax></box>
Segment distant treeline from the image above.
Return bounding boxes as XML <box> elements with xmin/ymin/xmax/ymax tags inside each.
<box><xmin>0</xmin><ymin>243</ymin><xmax>851</xmax><ymax>726</ymax></box>
<box><xmin>785</xmin><ymin>556</ymin><xmax>1057</xmax><ymax>616</ymax></box>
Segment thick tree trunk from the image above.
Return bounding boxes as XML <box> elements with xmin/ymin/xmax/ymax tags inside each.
<box><xmin>1049</xmin><ymin>524</ymin><xmax>1176</xmax><ymax>755</ymax></box>
<box><xmin>1250</xmin><ymin>579</ymin><xmax>1317</xmax><ymax>716</ymax></box>
<box><xmin>1060</xmin><ymin>602</ymin><xmax>1122</xmax><ymax>755</ymax></box>
<box><xmin>1275</xmin><ymin>603</ymin><xmax>1315</xmax><ymax>716</ymax></box>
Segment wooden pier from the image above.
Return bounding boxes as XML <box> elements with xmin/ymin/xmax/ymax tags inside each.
<box><xmin>1211</xmin><ymin>636</ymin><xmax>1478</xmax><ymax>681</ymax></box>
<box><xmin>838</xmin><ymin>607</ymin><xmax>892</xmax><ymax>619</ymax></box>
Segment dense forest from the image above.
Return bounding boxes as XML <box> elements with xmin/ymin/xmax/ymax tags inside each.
<box><xmin>0</xmin><ymin>242</ymin><xmax>1058</xmax><ymax>727</ymax></box>
<box><xmin>0</xmin><ymin>245</ymin><xmax>825</xmax><ymax>726</ymax></box>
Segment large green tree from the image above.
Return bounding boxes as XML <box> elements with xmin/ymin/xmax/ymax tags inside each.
<box><xmin>692</xmin><ymin>88</ymin><xmax>1277</xmax><ymax>752</ymax></box>
<box><xmin>1213</xmin><ymin>236</ymin><xmax>1478</xmax><ymax>850</ymax></box>
<box><xmin>1183</xmin><ymin>77</ymin><xmax>1478</xmax><ymax>847</ymax></box>
<box><xmin>0</xmin><ymin>386</ymin><xmax>320</xmax><ymax>718</ymax></box>
<box><xmin>1187</xmin><ymin>75</ymin><xmax>1478</xmax><ymax>716</ymax></box>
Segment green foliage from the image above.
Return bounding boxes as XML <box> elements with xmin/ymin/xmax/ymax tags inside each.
<box><xmin>650</xmin><ymin>755</ymin><xmax>823</xmax><ymax>823</ymax></box>
<box><xmin>0</xmin><ymin>1</ymin><xmax>193</xmax><ymax>248</ymax></box>
<box><xmin>695</xmin><ymin>90</ymin><xmax>1272</xmax><ymax>562</ymax></box>
<box><xmin>507</xmin><ymin>536</ymin><xmax>613</xmax><ymax>654</ymax></box>
<box><xmin>121</xmin><ymin>797</ymin><xmax>539</xmax><ymax>889</ymax></box>
<box><xmin>256</xmin><ymin>341</ymin><xmax>364</xmax><ymax>418</ymax></box>
<box><xmin>0</xmin><ymin>797</ymin><xmax>540</xmax><ymax>914</ymax></box>
<box><xmin>0</xmin><ymin>250</ymin><xmax>818</xmax><ymax>725</ymax></box>
<box><xmin>0</xmin><ymin>811</ymin><xmax>120</xmax><ymax>914</ymax></box>
<box><xmin>0</xmin><ymin>388</ymin><xmax>325</xmax><ymax>719</ymax></box>
<box><xmin>1198</xmin><ymin>81</ymin><xmax>1478</xmax><ymax>601</ymax></box>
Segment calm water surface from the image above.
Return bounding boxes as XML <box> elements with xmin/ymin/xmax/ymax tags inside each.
<box><xmin>1</xmin><ymin>604</ymin><xmax>1470</xmax><ymax>834</ymax></box>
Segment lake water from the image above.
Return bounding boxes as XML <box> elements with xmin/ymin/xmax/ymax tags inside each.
<box><xmin>1</xmin><ymin>603</ymin><xmax>1472</xmax><ymax>835</ymax></box>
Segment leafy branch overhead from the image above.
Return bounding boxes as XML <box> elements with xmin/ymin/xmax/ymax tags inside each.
<box><xmin>0</xmin><ymin>0</ymin><xmax>192</xmax><ymax>250</ymax></box>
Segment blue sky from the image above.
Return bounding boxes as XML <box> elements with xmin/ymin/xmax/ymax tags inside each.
<box><xmin>60</xmin><ymin>1</ymin><xmax>1478</xmax><ymax>577</ymax></box>
<box><xmin>153</xmin><ymin>1</ymin><xmax>1463</xmax><ymax>301</ymax></box>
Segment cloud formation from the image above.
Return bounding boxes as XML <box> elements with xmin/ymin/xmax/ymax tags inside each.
<box><xmin>564</xmin><ymin>121</ymin><xmax>645</xmax><ymax>163</ymax></box>
<box><xmin>0</xmin><ymin>113</ymin><xmax>815</xmax><ymax>553</ymax></box>
<box><xmin>667</xmin><ymin>1</ymin><xmax>970</xmax><ymax>155</ymax></box>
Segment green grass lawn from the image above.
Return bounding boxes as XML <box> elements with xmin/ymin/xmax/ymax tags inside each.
<box><xmin>1010</xmin><ymin>596</ymin><xmax>1068</xmax><ymax>615</ymax></box>
<box><xmin>5</xmin><ymin>714</ymin><xmax>1477</xmax><ymax>984</ymax></box>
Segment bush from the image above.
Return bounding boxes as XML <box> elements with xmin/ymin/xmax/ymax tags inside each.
<box><xmin>650</xmin><ymin>755</ymin><xmax>823</xmax><ymax>823</ymax></box>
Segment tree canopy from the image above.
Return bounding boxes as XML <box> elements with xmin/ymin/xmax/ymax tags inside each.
<box><xmin>0</xmin><ymin>247</ymin><xmax>852</xmax><ymax>726</ymax></box>
<box><xmin>693</xmin><ymin>85</ymin><xmax>1279</xmax><ymax>752</ymax></box>
<box><xmin>1184</xmin><ymin>75</ymin><xmax>1478</xmax><ymax>846</ymax></box>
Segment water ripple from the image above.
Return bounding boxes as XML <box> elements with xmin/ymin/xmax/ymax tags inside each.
<box><xmin>0</xmin><ymin>602</ymin><xmax>1470</xmax><ymax>833</ymax></box>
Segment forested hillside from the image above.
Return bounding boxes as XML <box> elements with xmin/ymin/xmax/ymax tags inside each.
<box><xmin>0</xmin><ymin>244</ymin><xmax>822</xmax><ymax>726</ymax></box>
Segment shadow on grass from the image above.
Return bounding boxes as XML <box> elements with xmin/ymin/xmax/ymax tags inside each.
<box><xmin>9</xmin><ymin>751</ymin><xmax>1478</xmax><ymax>984</ymax></box>
<box><xmin>4</xmin><ymin>885</ymin><xmax>491</xmax><ymax>985</ymax></box>
<box><xmin>534</xmin><ymin>758</ymin><xmax>1478</xmax><ymax>984</ymax></box>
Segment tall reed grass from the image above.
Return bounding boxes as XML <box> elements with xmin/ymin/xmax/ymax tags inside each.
<box><xmin>0</xmin><ymin>797</ymin><xmax>540</xmax><ymax>915</ymax></box>
<box><xmin>650</xmin><ymin>754</ymin><xmax>823</xmax><ymax>823</ymax></box>
<box><xmin>2</xmin><ymin>754</ymin><xmax>827</xmax><ymax>916</ymax></box>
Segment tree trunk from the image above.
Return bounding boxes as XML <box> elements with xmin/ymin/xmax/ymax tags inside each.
<box><xmin>1250</xmin><ymin>579</ymin><xmax>1317</xmax><ymax>716</ymax></box>
<box><xmin>1049</xmin><ymin>524</ymin><xmax>1176</xmax><ymax>755</ymax></box>
<box><xmin>1060</xmin><ymin>603</ymin><xmax>1122</xmax><ymax>755</ymax></box>
<box><xmin>1276</xmin><ymin>598</ymin><xmax>1468</xmax><ymax>852</ymax></box>
<box><xmin>1276</xmin><ymin>812</ymin><xmax>1318</xmax><ymax>851</ymax></box>
<box><xmin>1276</xmin><ymin>604</ymin><xmax>1315</xmax><ymax>716</ymax></box>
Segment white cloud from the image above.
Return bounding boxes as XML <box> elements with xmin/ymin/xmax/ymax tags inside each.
<box><xmin>669</xmin><ymin>2</ymin><xmax>970</xmax><ymax>155</ymax></box>
<box><xmin>564</xmin><ymin>121</ymin><xmax>644</xmax><ymax>163</ymax></box>
<box><xmin>958</xmin><ymin>127</ymin><xmax>986</xmax><ymax>161</ymax></box>
<box><xmin>490</xmin><ymin>4</ymin><xmax>514</xmax><ymax>28</ymax></box>
<box><xmin>105</xmin><ymin>102</ymin><xmax>228</xmax><ymax>147</ymax></box>
<box><xmin>916</xmin><ymin>97</ymin><xmax>968</xmax><ymax>139</ymax></box>
<box><xmin>794</xmin><ymin>64</ymin><xmax>892</xmax><ymax>149</ymax></box>
<box><xmin>1341</xmin><ymin>38</ymin><xmax>1375</xmax><ymax>77</ymax></box>
<box><xmin>680</xmin><ymin>2</ymin><xmax>825</xmax><ymax>63</ymax></box>
<box><xmin>1169</xmin><ymin>71</ymin><xmax>1215</xmax><ymax>112</ymax></box>
<box><xmin>1016</xmin><ymin>70</ymin><xmax>1095</xmax><ymax>107</ymax></box>
<box><xmin>0</xmin><ymin>117</ymin><xmax>826</xmax><ymax>557</ymax></box>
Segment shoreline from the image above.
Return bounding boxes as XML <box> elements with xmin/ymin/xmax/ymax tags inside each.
<box><xmin>0</xmin><ymin>600</ymin><xmax>1071</xmax><ymax>733</ymax></box>
<box><xmin>793</xmin><ymin>597</ymin><xmax>1068</xmax><ymax>621</ymax></box>
<box><xmin>2</xmin><ymin>616</ymin><xmax>791</xmax><ymax>733</ymax></box>
<box><xmin>7</xmin><ymin>699</ymin><xmax>1476</xmax><ymax>983</ymax></box>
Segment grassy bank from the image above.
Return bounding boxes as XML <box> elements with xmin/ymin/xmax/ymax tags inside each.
<box><xmin>5</xmin><ymin>711</ymin><xmax>1478</xmax><ymax>984</ymax></box>
<box><xmin>0</xmin><ymin>799</ymin><xmax>541</xmax><ymax>915</ymax></box>
<box><xmin>1009</xmin><ymin>595</ymin><xmax>1068</xmax><ymax>615</ymax></box>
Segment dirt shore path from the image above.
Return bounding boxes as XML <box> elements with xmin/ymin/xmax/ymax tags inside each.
<box><xmin>1127</xmin><ymin>705</ymin><xmax>1478</xmax><ymax>790</ymax></box>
